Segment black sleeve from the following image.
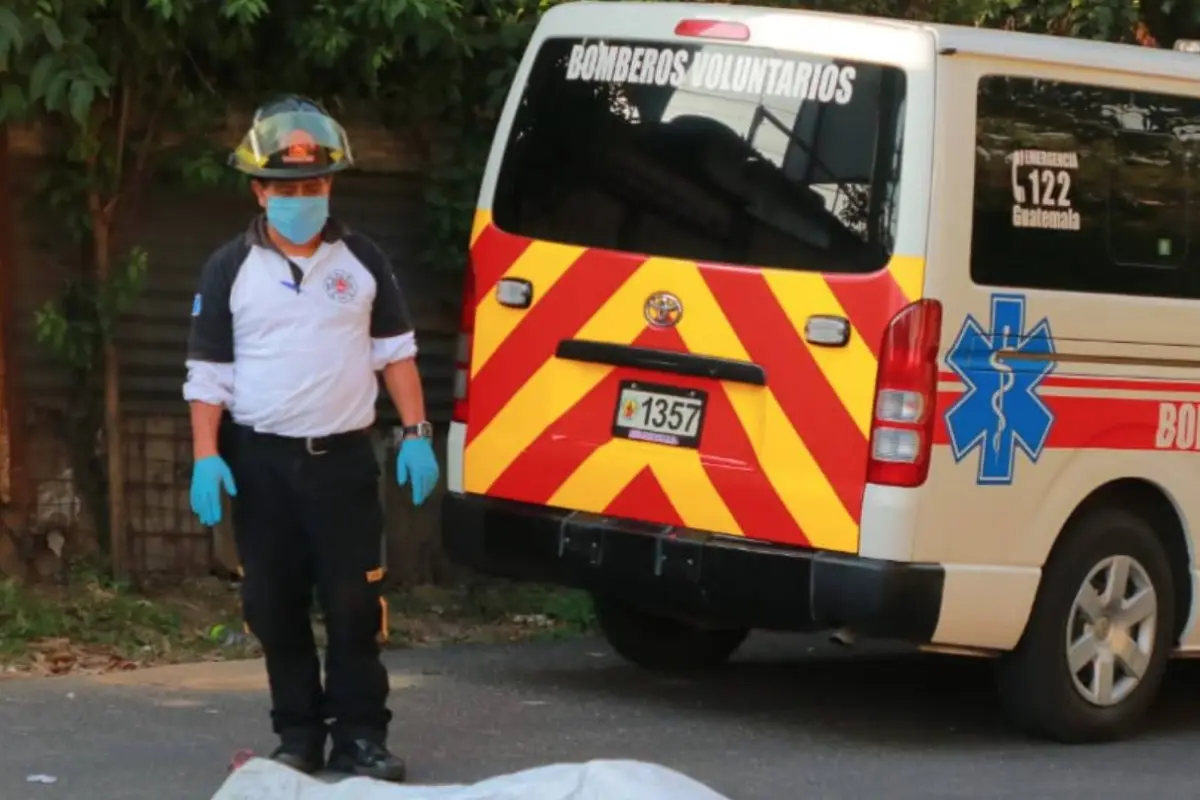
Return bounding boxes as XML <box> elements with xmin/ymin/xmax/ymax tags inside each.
<box><xmin>344</xmin><ymin>231</ymin><xmax>415</xmax><ymax>339</ymax></box>
<box><xmin>186</xmin><ymin>236</ymin><xmax>248</xmax><ymax>362</ymax></box>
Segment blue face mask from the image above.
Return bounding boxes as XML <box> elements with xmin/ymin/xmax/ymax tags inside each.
<box><xmin>266</xmin><ymin>195</ymin><xmax>329</xmax><ymax>245</ymax></box>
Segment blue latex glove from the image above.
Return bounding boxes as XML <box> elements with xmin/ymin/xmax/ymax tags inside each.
<box><xmin>396</xmin><ymin>437</ymin><xmax>439</xmax><ymax>506</ymax></box>
<box><xmin>190</xmin><ymin>455</ymin><xmax>237</xmax><ymax>527</ymax></box>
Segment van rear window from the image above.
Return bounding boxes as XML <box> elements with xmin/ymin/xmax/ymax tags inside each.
<box><xmin>492</xmin><ymin>38</ymin><xmax>908</xmax><ymax>274</ymax></box>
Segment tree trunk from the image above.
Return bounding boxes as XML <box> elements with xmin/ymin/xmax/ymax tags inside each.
<box><xmin>91</xmin><ymin>209</ymin><xmax>127</xmax><ymax>580</ymax></box>
<box><xmin>0</xmin><ymin>126</ymin><xmax>27</xmax><ymax>516</ymax></box>
<box><xmin>102</xmin><ymin>340</ymin><xmax>125</xmax><ymax>578</ymax></box>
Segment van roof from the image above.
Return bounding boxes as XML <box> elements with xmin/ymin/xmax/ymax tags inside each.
<box><xmin>550</xmin><ymin>1</ymin><xmax>1200</xmax><ymax>82</ymax></box>
<box><xmin>924</xmin><ymin>20</ymin><xmax>1200</xmax><ymax>79</ymax></box>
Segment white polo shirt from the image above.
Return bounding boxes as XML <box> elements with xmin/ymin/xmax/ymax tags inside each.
<box><xmin>182</xmin><ymin>217</ymin><xmax>417</xmax><ymax>438</ymax></box>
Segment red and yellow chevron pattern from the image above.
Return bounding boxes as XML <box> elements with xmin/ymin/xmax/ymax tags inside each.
<box><xmin>461</xmin><ymin>210</ymin><xmax>924</xmax><ymax>554</ymax></box>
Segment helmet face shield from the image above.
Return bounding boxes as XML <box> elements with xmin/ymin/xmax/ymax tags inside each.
<box><xmin>231</xmin><ymin>110</ymin><xmax>354</xmax><ymax>179</ymax></box>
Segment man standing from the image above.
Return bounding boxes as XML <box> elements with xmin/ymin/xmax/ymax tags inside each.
<box><xmin>182</xmin><ymin>95</ymin><xmax>440</xmax><ymax>783</ymax></box>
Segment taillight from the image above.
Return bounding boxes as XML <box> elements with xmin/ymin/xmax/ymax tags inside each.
<box><xmin>866</xmin><ymin>299</ymin><xmax>943</xmax><ymax>488</ymax></box>
<box><xmin>452</xmin><ymin>265</ymin><xmax>476</xmax><ymax>424</ymax></box>
<box><xmin>674</xmin><ymin>19</ymin><xmax>751</xmax><ymax>41</ymax></box>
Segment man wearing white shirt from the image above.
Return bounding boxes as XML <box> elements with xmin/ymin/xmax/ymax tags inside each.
<box><xmin>182</xmin><ymin>95</ymin><xmax>438</xmax><ymax>782</ymax></box>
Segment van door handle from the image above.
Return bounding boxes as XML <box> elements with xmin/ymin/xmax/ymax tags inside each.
<box><xmin>804</xmin><ymin>315</ymin><xmax>850</xmax><ymax>347</ymax></box>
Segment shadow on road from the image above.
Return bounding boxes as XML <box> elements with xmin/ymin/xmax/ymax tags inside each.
<box><xmin>502</xmin><ymin>638</ymin><xmax>1200</xmax><ymax>747</ymax></box>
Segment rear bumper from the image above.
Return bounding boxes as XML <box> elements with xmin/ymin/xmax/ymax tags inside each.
<box><xmin>442</xmin><ymin>492</ymin><xmax>945</xmax><ymax>642</ymax></box>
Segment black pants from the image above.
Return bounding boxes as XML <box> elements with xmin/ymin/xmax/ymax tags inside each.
<box><xmin>227</xmin><ymin>424</ymin><xmax>391</xmax><ymax>748</ymax></box>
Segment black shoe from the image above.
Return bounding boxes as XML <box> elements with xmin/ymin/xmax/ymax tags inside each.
<box><xmin>327</xmin><ymin>739</ymin><xmax>406</xmax><ymax>782</ymax></box>
<box><xmin>268</xmin><ymin>742</ymin><xmax>325</xmax><ymax>775</ymax></box>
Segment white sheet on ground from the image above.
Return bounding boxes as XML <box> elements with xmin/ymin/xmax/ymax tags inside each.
<box><xmin>211</xmin><ymin>758</ymin><xmax>733</xmax><ymax>800</ymax></box>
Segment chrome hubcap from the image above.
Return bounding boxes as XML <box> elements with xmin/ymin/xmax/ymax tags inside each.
<box><xmin>1066</xmin><ymin>555</ymin><xmax>1157</xmax><ymax>707</ymax></box>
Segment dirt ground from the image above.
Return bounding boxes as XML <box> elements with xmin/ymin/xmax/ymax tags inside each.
<box><xmin>0</xmin><ymin>572</ymin><xmax>595</xmax><ymax>679</ymax></box>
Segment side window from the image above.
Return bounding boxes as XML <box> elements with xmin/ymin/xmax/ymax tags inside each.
<box><xmin>971</xmin><ymin>75</ymin><xmax>1200</xmax><ymax>299</ymax></box>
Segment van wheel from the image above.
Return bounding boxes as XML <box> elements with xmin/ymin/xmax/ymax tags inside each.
<box><xmin>996</xmin><ymin>508</ymin><xmax>1174</xmax><ymax>742</ymax></box>
<box><xmin>592</xmin><ymin>595</ymin><xmax>749</xmax><ymax>670</ymax></box>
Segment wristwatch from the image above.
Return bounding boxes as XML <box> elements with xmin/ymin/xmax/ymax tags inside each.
<box><xmin>402</xmin><ymin>421</ymin><xmax>433</xmax><ymax>439</ymax></box>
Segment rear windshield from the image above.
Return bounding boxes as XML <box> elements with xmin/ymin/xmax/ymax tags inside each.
<box><xmin>493</xmin><ymin>38</ymin><xmax>908</xmax><ymax>274</ymax></box>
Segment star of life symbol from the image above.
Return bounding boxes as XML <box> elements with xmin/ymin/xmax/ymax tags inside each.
<box><xmin>944</xmin><ymin>294</ymin><xmax>1056</xmax><ymax>485</ymax></box>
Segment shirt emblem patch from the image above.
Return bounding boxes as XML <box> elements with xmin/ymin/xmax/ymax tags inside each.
<box><xmin>325</xmin><ymin>270</ymin><xmax>358</xmax><ymax>303</ymax></box>
<box><xmin>191</xmin><ymin>293</ymin><xmax>202</xmax><ymax>317</ymax></box>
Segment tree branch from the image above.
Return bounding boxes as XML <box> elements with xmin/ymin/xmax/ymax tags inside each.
<box><xmin>102</xmin><ymin>78</ymin><xmax>133</xmax><ymax>224</ymax></box>
<box><xmin>184</xmin><ymin>47</ymin><xmax>218</xmax><ymax>96</ymax></box>
<box><xmin>113</xmin><ymin>63</ymin><xmax>176</xmax><ymax>223</ymax></box>
<box><xmin>133</xmin><ymin>66</ymin><xmax>174</xmax><ymax>177</ymax></box>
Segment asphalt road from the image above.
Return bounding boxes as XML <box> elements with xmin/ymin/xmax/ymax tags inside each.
<box><xmin>3</xmin><ymin>633</ymin><xmax>1200</xmax><ymax>799</ymax></box>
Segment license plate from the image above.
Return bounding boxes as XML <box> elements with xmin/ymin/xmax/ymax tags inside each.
<box><xmin>612</xmin><ymin>381</ymin><xmax>707</xmax><ymax>448</ymax></box>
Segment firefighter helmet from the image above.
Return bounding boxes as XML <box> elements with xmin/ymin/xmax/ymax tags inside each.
<box><xmin>229</xmin><ymin>95</ymin><xmax>354</xmax><ymax>180</ymax></box>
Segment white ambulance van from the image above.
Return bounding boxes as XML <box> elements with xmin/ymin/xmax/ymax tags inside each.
<box><xmin>441</xmin><ymin>0</ymin><xmax>1200</xmax><ymax>743</ymax></box>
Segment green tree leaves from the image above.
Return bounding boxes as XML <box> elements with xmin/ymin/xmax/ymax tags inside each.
<box><xmin>0</xmin><ymin>8</ymin><xmax>26</xmax><ymax>71</ymax></box>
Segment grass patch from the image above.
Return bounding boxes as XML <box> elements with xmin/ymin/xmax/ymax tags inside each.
<box><xmin>0</xmin><ymin>568</ymin><xmax>596</xmax><ymax>677</ymax></box>
<box><xmin>0</xmin><ymin>568</ymin><xmax>253</xmax><ymax>676</ymax></box>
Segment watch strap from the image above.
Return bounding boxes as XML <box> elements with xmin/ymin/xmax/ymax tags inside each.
<box><xmin>402</xmin><ymin>421</ymin><xmax>433</xmax><ymax>438</ymax></box>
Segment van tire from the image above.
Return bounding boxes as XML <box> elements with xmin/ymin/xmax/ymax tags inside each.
<box><xmin>592</xmin><ymin>595</ymin><xmax>749</xmax><ymax>670</ymax></box>
<box><xmin>996</xmin><ymin>508</ymin><xmax>1174</xmax><ymax>743</ymax></box>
